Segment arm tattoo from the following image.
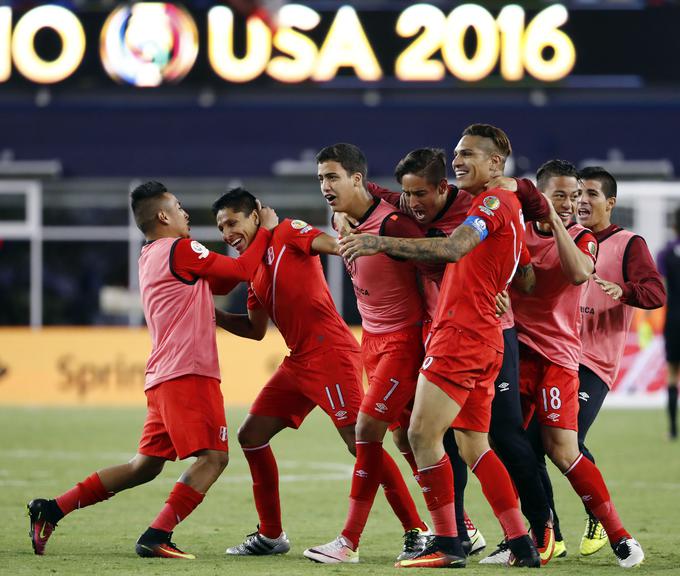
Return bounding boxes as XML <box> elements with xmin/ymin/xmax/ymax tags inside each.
<box><xmin>379</xmin><ymin>225</ymin><xmax>481</xmax><ymax>263</ymax></box>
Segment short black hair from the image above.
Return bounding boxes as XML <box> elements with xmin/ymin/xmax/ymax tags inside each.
<box><xmin>212</xmin><ymin>187</ymin><xmax>258</xmax><ymax>217</ymax></box>
<box><xmin>579</xmin><ymin>166</ymin><xmax>617</xmax><ymax>199</ymax></box>
<box><xmin>316</xmin><ymin>143</ymin><xmax>367</xmax><ymax>181</ymax></box>
<box><xmin>536</xmin><ymin>159</ymin><xmax>579</xmax><ymax>191</ymax></box>
<box><xmin>130</xmin><ymin>181</ymin><xmax>168</xmax><ymax>233</ymax></box>
<box><xmin>394</xmin><ymin>148</ymin><xmax>446</xmax><ymax>186</ymax></box>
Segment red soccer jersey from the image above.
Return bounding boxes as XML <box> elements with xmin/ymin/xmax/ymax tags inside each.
<box><xmin>247</xmin><ymin>219</ymin><xmax>360</xmax><ymax>356</ymax></box>
<box><xmin>512</xmin><ymin>222</ymin><xmax>598</xmax><ymax>371</ymax></box>
<box><xmin>433</xmin><ymin>188</ymin><xmax>525</xmax><ymax>352</ymax></box>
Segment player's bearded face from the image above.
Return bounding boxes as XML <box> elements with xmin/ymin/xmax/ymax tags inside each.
<box><xmin>216</xmin><ymin>207</ymin><xmax>258</xmax><ymax>254</ymax></box>
<box><xmin>543</xmin><ymin>176</ymin><xmax>580</xmax><ymax>225</ymax></box>
<box><xmin>452</xmin><ymin>135</ymin><xmax>498</xmax><ymax>194</ymax></box>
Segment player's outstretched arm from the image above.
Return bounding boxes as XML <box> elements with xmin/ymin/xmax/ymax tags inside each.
<box><xmin>202</xmin><ymin>227</ymin><xmax>272</xmax><ymax>285</ymax></box>
<box><xmin>215</xmin><ymin>306</ymin><xmax>268</xmax><ymax>340</ymax></box>
<box><xmin>338</xmin><ymin>224</ymin><xmax>480</xmax><ymax>264</ymax></box>
<box><xmin>311</xmin><ymin>232</ymin><xmax>341</xmax><ymax>256</ymax></box>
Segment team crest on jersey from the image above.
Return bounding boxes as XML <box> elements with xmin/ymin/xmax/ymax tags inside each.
<box><xmin>483</xmin><ymin>195</ymin><xmax>500</xmax><ymax>210</ymax></box>
<box><xmin>190</xmin><ymin>240</ymin><xmax>209</xmax><ymax>259</ymax></box>
<box><xmin>587</xmin><ymin>241</ymin><xmax>597</xmax><ymax>257</ymax></box>
<box><xmin>291</xmin><ymin>219</ymin><xmax>308</xmax><ymax>229</ymax></box>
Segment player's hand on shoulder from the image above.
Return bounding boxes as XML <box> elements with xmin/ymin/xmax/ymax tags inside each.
<box><xmin>333</xmin><ymin>212</ymin><xmax>359</xmax><ymax>237</ymax></box>
<box><xmin>256</xmin><ymin>200</ymin><xmax>278</xmax><ymax>231</ymax></box>
<box><xmin>338</xmin><ymin>233</ymin><xmax>382</xmax><ymax>262</ymax></box>
<box><xmin>485</xmin><ymin>176</ymin><xmax>517</xmax><ymax>192</ymax></box>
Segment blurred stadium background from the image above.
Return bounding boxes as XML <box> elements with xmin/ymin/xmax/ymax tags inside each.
<box><xmin>1</xmin><ymin>0</ymin><xmax>678</xmax><ymax>404</ymax></box>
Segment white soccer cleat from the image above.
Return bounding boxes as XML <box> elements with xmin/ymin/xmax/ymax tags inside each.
<box><xmin>468</xmin><ymin>527</ymin><xmax>487</xmax><ymax>555</ymax></box>
<box><xmin>613</xmin><ymin>537</ymin><xmax>644</xmax><ymax>569</ymax></box>
<box><xmin>304</xmin><ymin>536</ymin><xmax>359</xmax><ymax>564</ymax></box>
<box><xmin>479</xmin><ymin>540</ymin><xmax>511</xmax><ymax>565</ymax></box>
<box><xmin>225</xmin><ymin>529</ymin><xmax>290</xmax><ymax>556</ymax></box>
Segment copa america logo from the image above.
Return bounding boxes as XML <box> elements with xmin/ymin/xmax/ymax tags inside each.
<box><xmin>100</xmin><ymin>2</ymin><xmax>198</xmax><ymax>87</ymax></box>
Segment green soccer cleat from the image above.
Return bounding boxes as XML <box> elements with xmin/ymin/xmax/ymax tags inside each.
<box><xmin>553</xmin><ymin>539</ymin><xmax>568</xmax><ymax>558</ymax></box>
<box><xmin>580</xmin><ymin>517</ymin><xmax>608</xmax><ymax>556</ymax></box>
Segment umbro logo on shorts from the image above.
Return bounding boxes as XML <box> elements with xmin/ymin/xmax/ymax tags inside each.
<box><xmin>375</xmin><ymin>402</ymin><xmax>388</xmax><ymax>414</ymax></box>
<box><xmin>546</xmin><ymin>413</ymin><xmax>560</xmax><ymax>422</ymax></box>
<box><xmin>218</xmin><ymin>426</ymin><xmax>228</xmax><ymax>442</ymax></box>
<box><xmin>422</xmin><ymin>356</ymin><xmax>434</xmax><ymax>370</ymax></box>
<box><xmin>355</xmin><ymin>469</ymin><xmax>369</xmax><ymax>478</ymax></box>
<box><xmin>498</xmin><ymin>382</ymin><xmax>510</xmax><ymax>392</ymax></box>
<box><xmin>334</xmin><ymin>410</ymin><xmax>348</xmax><ymax>420</ymax></box>
<box><xmin>579</xmin><ymin>392</ymin><xmax>590</xmax><ymax>402</ymax></box>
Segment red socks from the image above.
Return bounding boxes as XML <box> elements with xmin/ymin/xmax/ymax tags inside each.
<box><xmin>341</xmin><ymin>442</ymin><xmax>426</xmax><ymax>548</ymax></box>
<box><xmin>243</xmin><ymin>443</ymin><xmax>282</xmax><ymax>539</ymax></box>
<box><xmin>416</xmin><ymin>454</ymin><xmax>457</xmax><ymax>537</ymax></box>
<box><xmin>150</xmin><ymin>482</ymin><xmax>204</xmax><ymax>533</ymax></box>
<box><xmin>341</xmin><ymin>441</ymin><xmax>384</xmax><ymax>547</ymax></box>
<box><xmin>564</xmin><ymin>454</ymin><xmax>630</xmax><ymax>544</ymax></box>
<box><xmin>472</xmin><ymin>450</ymin><xmax>526</xmax><ymax>540</ymax></box>
<box><xmin>381</xmin><ymin>450</ymin><xmax>428</xmax><ymax>532</ymax></box>
<box><xmin>55</xmin><ymin>472</ymin><xmax>112</xmax><ymax>515</ymax></box>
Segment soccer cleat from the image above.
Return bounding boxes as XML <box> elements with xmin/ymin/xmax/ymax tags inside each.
<box><xmin>225</xmin><ymin>529</ymin><xmax>290</xmax><ymax>556</ymax></box>
<box><xmin>135</xmin><ymin>528</ymin><xmax>195</xmax><ymax>559</ymax></box>
<box><xmin>397</xmin><ymin>525</ymin><xmax>432</xmax><ymax>561</ymax></box>
<box><xmin>467</xmin><ymin>527</ymin><xmax>486</xmax><ymax>555</ymax></box>
<box><xmin>507</xmin><ymin>535</ymin><xmax>541</xmax><ymax>568</ymax></box>
<box><xmin>553</xmin><ymin>539</ymin><xmax>568</xmax><ymax>558</ymax></box>
<box><xmin>27</xmin><ymin>499</ymin><xmax>61</xmax><ymax>555</ymax></box>
<box><xmin>479</xmin><ymin>540</ymin><xmax>511</xmax><ymax>565</ymax></box>
<box><xmin>531</xmin><ymin>521</ymin><xmax>556</xmax><ymax>565</ymax></box>
<box><xmin>580</xmin><ymin>517</ymin><xmax>608</xmax><ymax>556</ymax></box>
<box><xmin>303</xmin><ymin>536</ymin><xmax>359</xmax><ymax>564</ymax></box>
<box><xmin>613</xmin><ymin>537</ymin><xmax>644</xmax><ymax>568</ymax></box>
<box><xmin>396</xmin><ymin>537</ymin><xmax>466</xmax><ymax>569</ymax></box>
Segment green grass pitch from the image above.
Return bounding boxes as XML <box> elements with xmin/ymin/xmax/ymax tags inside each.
<box><xmin>1</xmin><ymin>406</ymin><xmax>678</xmax><ymax>575</ymax></box>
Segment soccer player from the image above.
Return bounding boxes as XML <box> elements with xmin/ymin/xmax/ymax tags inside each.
<box><xmin>537</xmin><ymin>166</ymin><xmax>665</xmax><ymax>557</ymax></box>
<box><xmin>303</xmin><ymin>143</ymin><xmax>431</xmax><ymax>564</ymax></box>
<box><xmin>211</xmin><ymin>188</ymin><xmax>426</xmax><ymax>559</ymax></box>
<box><xmin>657</xmin><ymin>207</ymin><xmax>680</xmax><ymax>441</ymax></box>
<box><xmin>366</xmin><ymin>149</ymin><xmax>482</xmax><ymax>554</ymax></box>
<box><xmin>512</xmin><ymin>160</ymin><xmax>645</xmax><ymax>569</ymax></box>
<box><xmin>337</xmin><ymin>124</ymin><xmax>542</xmax><ymax>568</ymax></box>
<box><xmin>370</xmin><ymin>149</ymin><xmax>554</xmax><ymax>564</ymax></box>
<box><xmin>27</xmin><ymin>181</ymin><xmax>277</xmax><ymax>559</ymax></box>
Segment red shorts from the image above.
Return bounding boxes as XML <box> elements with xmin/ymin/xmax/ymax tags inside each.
<box><xmin>139</xmin><ymin>374</ymin><xmax>228</xmax><ymax>461</ymax></box>
<box><xmin>250</xmin><ymin>349</ymin><xmax>363</xmax><ymax>429</ymax></box>
<box><xmin>421</xmin><ymin>325</ymin><xmax>502</xmax><ymax>433</ymax></box>
<box><xmin>361</xmin><ymin>325</ymin><xmax>424</xmax><ymax>423</ymax></box>
<box><xmin>519</xmin><ymin>344</ymin><xmax>579</xmax><ymax>431</ymax></box>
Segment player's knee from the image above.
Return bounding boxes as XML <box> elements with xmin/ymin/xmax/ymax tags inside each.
<box><xmin>130</xmin><ymin>455</ymin><xmax>165</xmax><ymax>482</ymax></box>
<box><xmin>237</xmin><ymin>424</ymin><xmax>264</xmax><ymax>448</ymax></box>
<box><xmin>392</xmin><ymin>427</ymin><xmax>411</xmax><ymax>453</ymax></box>
<box><xmin>198</xmin><ymin>450</ymin><xmax>229</xmax><ymax>474</ymax></box>
<box><xmin>545</xmin><ymin>444</ymin><xmax>577</xmax><ymax>472</ymax></box>
<box><xmin>407</xmin><ymin>424</ymin><xmax>429</xmax><ymax>454</ymax></box>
